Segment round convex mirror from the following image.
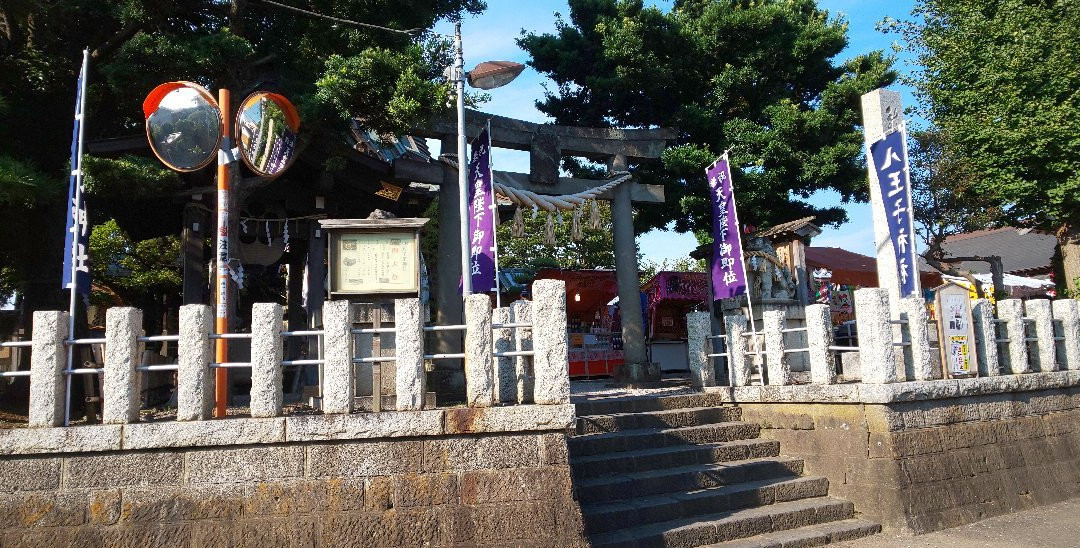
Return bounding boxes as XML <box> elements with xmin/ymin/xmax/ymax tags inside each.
<box><xmin>143</xmin><ymin>82</ymin><xmax>222</xmax><ymax>172</ymax></box>
<box><xmin>236</xmin><ymin>92</ymin><xmax>300</xmax><ymax>178</ymax></box>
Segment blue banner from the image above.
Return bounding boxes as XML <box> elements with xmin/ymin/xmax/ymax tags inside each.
<box><xmin>62</xmin><ymin>53</ymin><xmax>90</xmax><ymax>297</ymax></box>
<box><xmin>870</xmin><ymin>127</ymin><xmax>917</xmax><ymax>298</ymax></box>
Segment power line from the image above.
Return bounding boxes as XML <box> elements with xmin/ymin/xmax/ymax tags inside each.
<box><xmin>254</xmin><ymin>0</ymin><xmax>423</xmax><ymax>37</ymax></box>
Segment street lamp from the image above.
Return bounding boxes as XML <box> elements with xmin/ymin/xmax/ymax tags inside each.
<box><xmin>451</xmin><ymin>21</ymin><xmax>525</xmax><ymax>296</ymax></box>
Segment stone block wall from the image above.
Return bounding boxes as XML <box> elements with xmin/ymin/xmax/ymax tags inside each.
<box><xmin>0</xmin><ymin>406</ymin><xmax>586</xmax><ymax>547</ymax></box>
<box><xmin>730</xmin><ymin>380</ymin><xmax>1080</xmax><ymax>534</ymax></box>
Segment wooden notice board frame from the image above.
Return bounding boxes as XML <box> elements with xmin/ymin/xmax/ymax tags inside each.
<box><xmin>320</xmin><ymin>218</ymin><xmax>428</xmax><ymax>298</ymax></box>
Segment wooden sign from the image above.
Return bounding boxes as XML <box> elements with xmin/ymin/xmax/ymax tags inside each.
<box><xmin>934</xmin><ymin>282</ymin><xmax>978</xmax><ymax>377</ymax></box>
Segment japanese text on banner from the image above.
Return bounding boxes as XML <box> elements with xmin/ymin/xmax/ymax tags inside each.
<box><xmin>468</xmin><ymin>128</ymin><xmax>496</xmax><ymax>293</ymax></box>
<box><xmin>706</xmin><ymin>156</ymin><xmax>748</xmax><ymax>299</ymax></box>
<box><xmin>870</xmin><ymin>128</ymin><xmax>918</xmax><ymax>297</ymax></box>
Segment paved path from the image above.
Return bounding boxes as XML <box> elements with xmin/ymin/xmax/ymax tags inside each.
<box><xmin>834</xmin><ymin>497</ymin><xmax>1080</xmax><ymax>547</ymax></box>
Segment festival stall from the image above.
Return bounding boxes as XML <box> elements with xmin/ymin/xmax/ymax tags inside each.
<box><xmin>642</xmin><ymin>271</ymin><xmax>709</xmax><ymax>372</ymax></box>
<box><xmin>534</xmin><ymin>268</ymin><xmax>624</xmax><ymax>377</ymax></box>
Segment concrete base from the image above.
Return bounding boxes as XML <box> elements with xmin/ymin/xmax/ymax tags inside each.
<box><xmin>0</xmin><ymin>405</ymin><xmax>586</xmax><ymax>547</ymax></box>
<box><xmin>731</xmin><ymin>383</ymin><xmax>1080</xmax><ymax>534</ymax></box>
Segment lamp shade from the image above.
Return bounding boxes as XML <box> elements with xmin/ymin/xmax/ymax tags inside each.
<box><xmin>467</xmin><ymin>61</ymin><xmax>526</xmax><ymax>90</ymax></box>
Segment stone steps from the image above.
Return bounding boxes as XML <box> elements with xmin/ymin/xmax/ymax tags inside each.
<box><xmin>576</xmin><ymin>457</ymin><xmax>804</xmax><ymax>505</ymax></box>
<box><xmin>571</xmin><ymin>439</ymin><xmax>782</xmax><ymax>479</ymax></box>
<box><xmin>575</xmin><ymin>393</ymin><xmax>735</xmax><ymax>417</ymax></box>
<box><xmin>576</xmin><ymin>406</ymin><xmax>745</xmax><ymax>435</ymax></box>
<box><xmin>589</xmin><ymin>497</ymin><xmax>856</xmax><ymax>548</ymax></box>
<box><xmin>569</xmin><ymin>393</ymin><xmax>879</xmax><ymax>547</ymax></box>
<box><xmin>569</xmin><ymin>422</ymin><xmax>763</xmax><ymax>457</ymax></box>
<box><xmin>583</xmin><ymin>476</ymin><xmax>831</xmax><ymax>535</ymax></box>
<box><xmin>702</xmin><ymin>518</ymin><xmax>882</xmax><ymax>548</ymax></box>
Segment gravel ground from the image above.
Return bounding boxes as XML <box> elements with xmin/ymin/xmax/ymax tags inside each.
<box><xmin>834</xmin><ymin>497</ymin><xmax>1080</xmax><ymax>548</ymax></box>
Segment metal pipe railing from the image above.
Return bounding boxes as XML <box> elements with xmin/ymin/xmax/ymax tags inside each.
<box><xmin>136</xmin><ymin>364</ymin><xmax>179</xmax><ymax>372</ymax></box>
<box><xmin>494</xmin><ymin>350</ymin><xmax>534</xmax><ymax>358</ymax></box>
<box><xmin>424</xmin><ymin>325</ymin><xmax>466</xmax><ymax>332</ymax></box>
<box><xmin>352</xmin><ymin>327</ymin><xmax>395</xmax><ymax>335</ymax></box>
<box><xmin>0</xmin><ymin>340</ymin><xmax>32</xmax><ymax>348</ymax></box>
<box><xmin>282</xmin><ymin>330</ymin><xmax>324</xmax><ymax>337</ymax></box>
<box><xmin>352</xmin><ymin>357</ymin><xmax>398</xmax><ymax>363</ymax></box>
<box><xmin>138</xmin><ymin>335</ymin><xmax>180</xmax><ymax>343</ymax></box>
<box><xmin>424</xmin><ymin>353</ymin><xmax>465</xmax><ymax>359</ymax></box>
<box><xmin>492</xmin><ymin>322</ymin><xmax>532</xmax><ymax>329</ymax></box>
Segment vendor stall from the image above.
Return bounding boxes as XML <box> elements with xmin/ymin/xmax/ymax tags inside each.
<box><xmin>534</xmin><ymin>268</ymin><xmax>625</xmax><ymax>377</ymax></box>
<box><xmin>642</xmin><ymin>271</ymin><xmax>709</xmax><ymax>373</ymax></box>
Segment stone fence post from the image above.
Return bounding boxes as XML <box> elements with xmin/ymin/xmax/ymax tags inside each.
<box><xmin>899</xmin><ymin>296</ymin><xmax>934</xmax><ymax>381</ymax></box>
<box><xmin>104</xmin><ymin>307</ymin><xmax>142</xmax><ymax>424</ymax></box>
<box><xmin>395</xmin><ymin>298</ymin><xmax>425</xmax><ymax>411</ymax></box>
<box><xmin>855</xmin><ymin>288</ymin><xmax>898</xmax><ymax>383</ymax></box>
<box><xmin>997</xmin><ymin>299</ymin><xmax>1030</xmax><ymax>374</ymax></box>
<box><xmin>510</xmin><ymin>300</ymin><xmax>534</xmax><ymax>404</ymax></box>
<box><xmin>250</xmin><ymin>303</ymin><xmax>284</xmax><ymax>418</ymax></box>
<box><xmin>492</xmin><ymin>307</ymin><xmax>517</xmax><ymax>404</ymax></box>
<box><xmin>1052</xmin><ymin>299</ymin><xmax>1080</xmax><ymax>370</ymax></box>
<box><xmin>532</xmin><ymin>280</ymin><xmax>570</xmax><ymax>404</ymax></box>
<box><xmin>972</xmin><ymin>299</ymin><xmax>1001</xmax><ymax>376</ymax></box>
<box><xmin>29</xmin><ymin>310</ymin><xmax>68</xmax><ymax>427</ymax></box>
<box><xmin>725</xmin><ymin>314</ymin><xmax>750</xmax><ymax>387</ymax></box>
<box><xmin>805</xmin><ymin>304</ymin><xmax>836</xmax><ymax>385</ymax></box>
<box><xmin>464</xmin><ymin>293</ymin><xmax>494</xmax><ymax>407</ymax></box>
<box><xmin>1025</xmin><ymin>299</ymin><xmax>1057</xmax><ymax>372</ymax></box>
<box><xmin>686</xmin><ymin>311</ymin><xmax>715</xmax><ymax>388</ymax></box>
<box><xmin>763</xmin><ymin>309</ymin><xmax>790</xmax><ymax>385</ymax></box>
<box><xmin>322</xmin><ymin>300</ymin><xmax>355</xmax><ymax>414</ymax></box>
<box><xmin>178</xmin><ymin>304</ymin><xmax>214</xmax><ymax>421</ymax></box>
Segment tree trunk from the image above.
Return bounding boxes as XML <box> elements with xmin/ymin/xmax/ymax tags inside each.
<box><xmin>1059</xmin><ymin>224</ymin><xmax>1080</xmax><ymax>295</ymax></box>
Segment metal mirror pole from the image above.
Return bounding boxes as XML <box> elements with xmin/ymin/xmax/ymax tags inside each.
<box><xmin>215</xmin><ymin>88</ymin><xmax>233</xmax><ymax>417</ymax></box>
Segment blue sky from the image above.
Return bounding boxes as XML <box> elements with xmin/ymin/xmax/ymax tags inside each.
<box><xmin>432</xmin><ymin>0</ymin><xmax>920</xmax><ymax>262</ymax></box>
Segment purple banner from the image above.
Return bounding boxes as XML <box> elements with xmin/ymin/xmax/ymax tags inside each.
<box><xmin>468</xmin><ymin>128</ymin><xmax>496</xmax><ymax>292</ymax></box>
<box><xmin>869</xmin><ymin>128</ymin><xmax>917</xmax><ymax>298</ymax></box>
<box><xmin>707</xmin><ymin>156</ymin><xmax>748</xmax><ymax>299</ymax></box>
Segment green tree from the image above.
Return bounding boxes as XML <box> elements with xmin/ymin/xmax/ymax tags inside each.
<box><xmin>888</xmin><ymin>0</ymin><xmax>1080</xmax><ymax>292</ymax></box>
<box><xmin>908</xmin><ymin>128</ymin><xmax>1006</xmax><ymax>297</ymax></box>
<box><xmin>0</xmin><ymin>0</ymin><xmax>482</xmax><ymax>315</ymax></box>
<box><xmin>496</xmin><ymin>201</ymin><xmax>616</xmax><ymax>270</ymax></box>
<box><xmin>518</xmin><ymin>0</ymin><xmax>895</xmax><ymax>245</ymax></box>
<box><xmin>638</xmin><ymin>256</ymin><xmax>706</xmax><ymax>286</ymax></box>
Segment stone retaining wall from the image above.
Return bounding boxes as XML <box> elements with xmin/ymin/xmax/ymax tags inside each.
<box><xmin>714</xmin><ymin>378</ymin><xmax>1080</xmax><ymax>534</ymax></box>
<box><xmin>0</xmin><ymin>405</ymin><xmax>586</xmax><ymax>547</ymax></box>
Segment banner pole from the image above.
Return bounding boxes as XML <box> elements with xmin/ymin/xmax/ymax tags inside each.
<box><xmin>63</xmin><ymin>49</ymin><xmax>89</xmax><ymax>426</ymax></box>
<box><xmin>721</xmin><ymin>152</ymin><xmax>760</xmax><ymax>382</ymax></box>
<box><xmin>214</xmin><ymin>88</ymin><xmax>232</xmax><ymax>418</ymax></box>
<box><xmin>487</xmin><ymin>119</ymin><xmax>502</xmax><ymax>308</ymax></box>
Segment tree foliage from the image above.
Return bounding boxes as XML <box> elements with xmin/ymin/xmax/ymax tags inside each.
<box><xmin>888</xmin><ymin>0</ymin><xmax>1080</xmax><ymax>290</ymax></box>
<box><xmin>496</xmin><ymin>201</ymin><xmax>616</xmax><ymax>271</ymax></box>
<box><xmin>0</xmin><ymin>0</ymin><xmax>482</xmax><ymax>309</ymax></box>
<box><xmin>638</xmin><ymin>255</ymin><xmax>705</xmax><ymax>286</ymax></box>
<box><xmin>88</xmin><ymin>218</ymin><xmax>182</xmax><ymax>308</ymax></box>
<box><xmin>518</xmin><ymin>0</ymin><xmax>895</xmax><ymax>241</ymax></box>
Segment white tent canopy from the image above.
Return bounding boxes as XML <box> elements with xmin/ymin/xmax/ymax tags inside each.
<box><xmin>942</xmin><ymin>273</ymin><xmax>1054</xmax><ymax>289</ymax></box>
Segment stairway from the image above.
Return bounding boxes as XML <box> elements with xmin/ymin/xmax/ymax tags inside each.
<box><xmin>570</xmin><ymin>393</ymin><xmax>880</xmax><ymax>547</ymax></box>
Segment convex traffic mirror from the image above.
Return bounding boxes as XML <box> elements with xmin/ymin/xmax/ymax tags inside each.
<box><xmin>236</xmin><ymin>92</ymin><xmax>300</xmax><ymax>178</ymax></box>
<box><xmin>143</xmin><ymin>82</ymin><xmax>222</xmax><ymax>172</ymax></box>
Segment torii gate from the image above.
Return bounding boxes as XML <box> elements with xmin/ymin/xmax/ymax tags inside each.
<box><xmin>401</xmin><ymin>109</ymin><xmax>676</xmax><ymax>383</ymax></box>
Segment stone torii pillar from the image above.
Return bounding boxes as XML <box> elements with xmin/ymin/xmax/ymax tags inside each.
<box><xmin>861</xmin><ymin>88</ymin><xmax>918</xmax><ymax>318</ymax></box>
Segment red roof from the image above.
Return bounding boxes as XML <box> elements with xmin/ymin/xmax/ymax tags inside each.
<box><xmin>805</xmin><ymin>247</ymin><xmax>942</xmax><ymax>288</ymax></box>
